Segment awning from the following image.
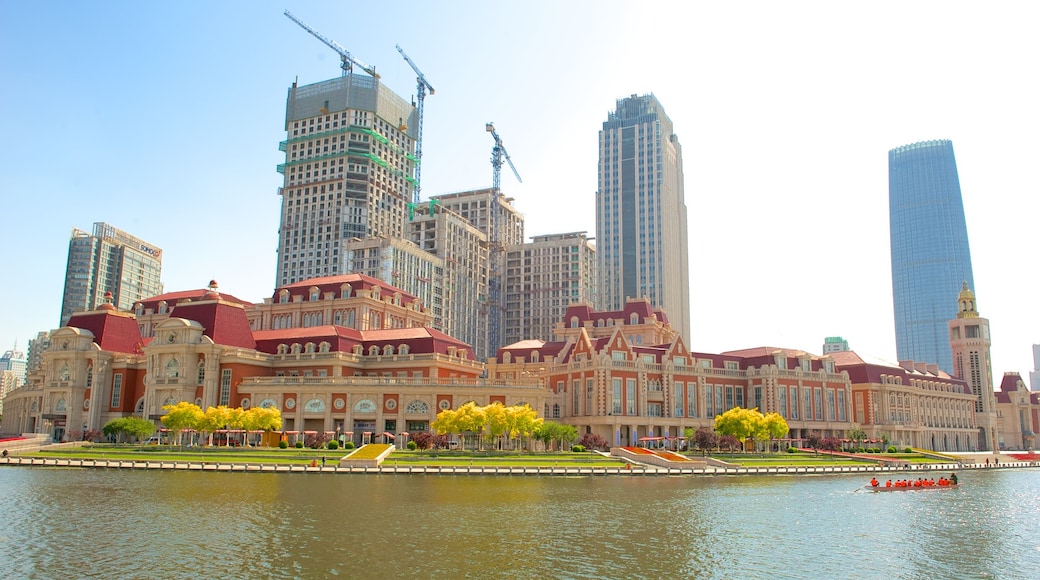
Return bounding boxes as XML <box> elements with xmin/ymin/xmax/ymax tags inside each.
<box><xmin>303</xmin><ymin>430</ymin><xmax>317</xmax><ymax>434</ymax></box>
<box><xmin>285</xmin><ymin>431</ymin><xmax>299</xmax><ymax>434</ymax></box>
<box><xmin>383</xmin><ymin>432</ymin><xmax>395</xmax><ymax>439</ymax></box>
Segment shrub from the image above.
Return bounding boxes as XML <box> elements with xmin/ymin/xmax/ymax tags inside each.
<box><xmin>294</xmin><ymin>441</ymin><xmax>304</xmax><ymax>449</ymax></box>
<box><xmin>278</xmin><ymin>440</ymin><xmax>288</xmax><ymax>449</ymax></box>
<box><xmin>344</xmin><ymin>441</ymin><xmax>355</xmax><ymax>450</ymax></box>
<box><xmin>407</xmin><ymin>440</ymin><xmax>417</xmax><ymax>450</ymax></box>
<box><xmin>887</xmin><ymin>446</ymin><xmax>897</xmax><ymax>453</ymax></box>
<box><xmin>787</xmin><ymin>446</ymin><xmax>798</xmax><ymax>453</ymax></box>
<box><xmin>856</xmin><ymin>447</ymin><xmax>866</xmax><ymax>453</ymax></box>
<box><xmin>571</xmin><ymin>445</ymin><xmax>585</xmax><ymax>453</ymax></box>
<box><xmin>904</xmin><ymin>447</ymin><xmax>912</xmax><ymax>454</ymax></box>
<box><xmin>327</xmin><ymin>440</ymin><xmax>339</xmax><ymax>450</ymax></box>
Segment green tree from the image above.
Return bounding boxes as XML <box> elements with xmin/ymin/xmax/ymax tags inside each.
<box><xmin>761</xmin><ymin>412</ymin><xmax>790</xmax><ymax>450</ymax></box>
<box><xmin>536</xmin><ymin>421</ymin><xmax>577</xmax><ymax>451</ymax></box>
<box><xmin>161</xmin><ymin>401</ymin><xmax>203</xmax><ymax>446</ymax></box>
<box><xmin>102</xmin><ymin>417</ymin><xmax>155</xmax><ymax>443</ymax></box>
<box><xmin>847</xmin><ymin>427</ymin><xmax>867</xmax><ymax>452</ymax></box>
<box><xmin>243</xmin><ymin>406</ymin><xmax>282</xmax><ymax>446</ymax></box>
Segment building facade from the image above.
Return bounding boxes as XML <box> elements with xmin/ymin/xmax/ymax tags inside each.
<box><xmin>275</xmin><ymin>74</ymin><xmax>418</xmax><ymax>286</ymax></box>
<box><xmin>59</xmin><ymin>223</ymin><xmax>163</xmax><ymax>326</ymax></box>
<box><xmin>343</xmin><ymin>235</ymin><xmax>443</xmax><ymax>326</ymax></box>
<box><xmin>994</xmin><ymin>373</ymin><xmax>1039</xmax><ymax>451</ymax></box>
<box><xmin>504</xmin><ymin>232</ymin><xmax>597</xmax><ymax>347</ymax></box>
<box><xmin>0</xmin><ymin>277</ymin><xmax>544</xmax><ymax>444</ymax></box>
<box><xmin>889</xmin><ymin>139</ymin><xmax>975</xmax><ymax>374</ymax></box>
<box><xmin>597</xmin><ymin>94</ymin><xmax>690</xmax><ymax>341</ymax></box>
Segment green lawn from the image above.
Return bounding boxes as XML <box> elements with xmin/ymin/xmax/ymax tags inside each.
<box><xmin>22</xmin><ymin>445</ymin><xmax>952</xmax><ymax>469</ymax></box>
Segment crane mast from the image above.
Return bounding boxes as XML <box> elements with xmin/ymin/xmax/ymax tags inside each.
<box><xmin>284</xmin><ymin>10</ymin><xmax>378</xmax><ymax>78</ymax></box>
<box><xmin>484</xmin><ymin>122</ymin><xmax>521</xmax><ymax>358</ymax></box>
<box><xmin>396</xmin><ymin>44</ymin><xmax>435</xmax><ymax>204</ymax></box>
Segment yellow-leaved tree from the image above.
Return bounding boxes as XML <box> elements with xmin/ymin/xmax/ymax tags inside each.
<box><xmin>243</xmin><ymin>406</ymin><xmax>283</xmax><ymax>446</ymax></box>
<box><xmin>161</xmin><ymin>401</ymin><xmax>203</xmax><ymax>446</ymax></box>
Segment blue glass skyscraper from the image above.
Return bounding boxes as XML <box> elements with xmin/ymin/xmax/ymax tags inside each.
<box><xmin>889</xmin><ymin>139</ymin><xmax>975</xmax><ymax>374</ymax></box>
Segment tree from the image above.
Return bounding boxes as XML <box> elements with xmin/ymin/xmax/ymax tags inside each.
<box><xmin>243</xmin><ymin>406</ymin><xmax>282</xmax><ymax>446</ymax></box>
<box><xmin>806</xmin><ymin>432</ymin><xmax>823</xmax><ymax>453</ymax></box>
<box><xmin>102</xmin><ymin>417</ymin><xmax>156</xmax><ymax>444</ymax></box>
<box><xmin>718</xmin><ymin>434</ymin><xmax>741</xmax><ymax>452</ymax></box>
<box><xmin>714</xmin><ymin>407</ymin><xmax>758</xmax><ymax>451</ymax></box>
<box><xmin>694</xmin><ymin>427</ymin><xmax>719</xmax><ymax>454</ymax></box>
<box><xmin>199</xmin><ymin>405</ymin><xmax>235</xmax><ymax>446</ymax></box>
<box><xmin>761</xmin><ymin>412</ymin><xmax>790</xmax><ymax>450</ymax></box>
<box><xmin>161</xmin><ymin>402</ymin><xmax>203</xmax><ymax>446</ymax></box>
<box><xmin>410</xmin><ymin>430</ymin><xmax>433</xmax><ymax>451</ymax></box>
<box><xmin>577</xmin><ymin>432</ymin><xmax>608</xmax><ymax>452</ymax></box>
<box><xmin>847</xmin><ymin>427</ymin><xmax>867</xmax><ymax>451</ymax></box>
<box><xmin>536</xmin><ymin>421</ymin><xmax>578</xmax><ymax>451</ymax></box>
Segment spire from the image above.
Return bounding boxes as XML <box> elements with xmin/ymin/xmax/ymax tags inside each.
<box><xmin>956</xmin><ymin>281</ymin><xmax>977</xmax><ymax>318</ymax></box>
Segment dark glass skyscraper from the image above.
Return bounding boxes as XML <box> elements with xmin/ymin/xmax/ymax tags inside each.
<box><xmin>889</xmin><ymin>139</ymin><xmax>975</xmax><ymax>373</ymax></box>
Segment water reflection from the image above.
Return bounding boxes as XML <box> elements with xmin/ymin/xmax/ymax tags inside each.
<box><xmin>0</xmin><ymin>468</ymin><xmax>1037</xmax><ymax>579</ymax></box>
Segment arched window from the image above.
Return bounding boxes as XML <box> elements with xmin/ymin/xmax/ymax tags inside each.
<box><xmin>405</xmin><ymin>400</ymin><xmax>429</xmax><ymax>414</ymax></box>
<box><xmin>383</xmin><ymin>345</ymin><xmax>394</xmax><ymax>356</ymax></box>
<box><xmin>304</xmin><ymin>398</ymin><xmax>326</xmax><ymax>412</ymax></box>
<box><xmin>258</xmin><ymin>398</ymin><xmax>277</xmax><ymax>409</ymax></box>
<box><xmin>134</xmin><ymin>303</ymin><xmax>143</xmax><ymax>315</ymax></box>
<box><xmin>319</xmin><ymin>342</ymin><xmax>330</xmax><ymax>353</ymax></box>
<box><xmin>136</xmin><ymin>399</ymin><xmax>145</xmax><ymax>413</ymax></box>
<box><xmin>354</xmin><ymin>399</ymin><xmax>377</xmax><ymax>413</ymax></box>
<box><xmin>368</xmin><ymin>345</ymin><xmax>380</xmax><ymax>356</ymax></box>
<box><xmin>531</xmin><ymin>351</ymin><xmax>540</xmax><ymax>362</ymax></box>
<box><xmin>304</xmin><ymin>342</ymin><xmax>315</xmax><ymax>354</ymax></box>
<box><xmin>166</xmin><ymin>358</ymin><xmax>179</xmax><ymax>378</ymax></box>
<box><xmin>597</xmin><ymin>318</ymin><xmax>604</xmax><ymax>327</ymax></box>
<box><xmin>278</xmin><ymin>290</ymin><xmax>290</xmax><ymax>304</ymax></box>
<box><xmin>630</xmin><ymin>313</ymin><xmax>639</xmax><ymax>325</ymax></box>
<box><xmin>55</xmin><ymin>398</ymin><xmax>67</xmax><ymax>412</ymax></box>
<box><xmin>570</xmin><ymin>316</ymin><xmax>579</xmax><ymax>328</ymax></box>
<box><xmin>371</xmin><ymin>286</ymin><xmax>381</xmax><ymax>300</ymax></box>
<box><xmin>58</xmin><ymin>363</ymin><xmax>70</xmax><ymax>381</ymax></box>
<box><xmin>352</xmin><ymin>345</ymin><xmax>363</xmax><ymax>355</ymax></box>
<box><xmin>346</xmin><ymin>310</ymin><xmax>356</xmax><ymax>328</ymax></box>
<box><xmin>197</xmin><ymin>360</ymin><xmax>205</xmax><ymax>383</ymax></box>
<box><xmin>502</xmin><ymin>352</ymin><xmax>511</xmax><ymax>363</ymax></box>
<box><xmin>277</xmin><ymin>344</ymin><xmax>288</xmax><ymax>355</ymax></box>
<box><xmin>340</xmin><ymin>284</ymin><xmax>352</xmax><ymax>299</ymax></box>
<box><xmin>158</xmin><ymin>301</ymin><xmax>168</xmax><ymax>314</ymax></box>
<box><xmin>290</xmin><ymin>343</ymin><xmax>302</xmax><ymax>354</ymax></box>
<box><xmin>398</xmin><ymin>344</ymin><xmax>409</xmax><ymax>355</ymax></box>
<box><xmin>309</xmin><ymin>287</ymin><xmax>320</xmax><ymax>301</ymax></box>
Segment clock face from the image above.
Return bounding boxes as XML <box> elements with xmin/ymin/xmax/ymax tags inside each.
<box><xmin>167</xmin><ymin>333</ymin><xmax>176</xmax><ymax>343</ymax></box>
<box><xmin>285</xmin><ymin>398</ymin><xmax>296</xmax><ymax>409</ymax></box>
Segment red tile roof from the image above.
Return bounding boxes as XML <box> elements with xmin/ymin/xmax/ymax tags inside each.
<box><xmin>168</xmin><ymin>300</ymin><xmax>256</xmax><ymax>350</ymax></box>
<box><xmin>66</xmin><ymin>308</ymin><xmax>144</xmax><ymax>354</ymax></box>
<box><xmin>251</xmin><ymin>325</ymin><xmax>472</xmax><ymax>357</ymax></box>
<box><xmin>135</xmin><ymin>288</ymin><xmax>252</xmax><ymax>309</ymax></box>
<box><xmin>273</xmin><ymin>273</ymin><xmax>419</xmax><ymax>305</ymax></box>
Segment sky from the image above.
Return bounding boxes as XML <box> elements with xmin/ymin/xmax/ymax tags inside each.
<box><xmin>2</xmin><ymin>1</ymin><xmax>1038</xmax><ymax>384</ymax></box>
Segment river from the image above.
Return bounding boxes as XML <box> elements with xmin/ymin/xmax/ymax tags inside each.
<box><xmin>0</xmin><ymin>467</ymin><xmax>1037</xmax><ymax>579</ymax></box>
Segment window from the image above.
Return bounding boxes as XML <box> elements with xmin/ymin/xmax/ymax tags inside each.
<box><xmin>837</xmin><ymin>390</ymin><xmax>847</xmax><ymax>422</ymax></box>
<box><xmin>789</xmin><ymin>386</ymin><xmax>798</xmax><ymax>419</ymax></box>
<box><xmin>674</xmin><ymin>382</ymin><xmax>684</xmax><ymax>417</ymax></box>
<box><xmin>778</xmin><ymin>387</ymin><xmax>787</xmax><ymax>419</ymax></box>
<box><xmin>572</xmin><ymin>381</ymin><xmax>580</xmax><ymax>415</ymax></box>
<box><xmin>687</xmin><ymin>383</ymin><xmax>697</xmax><ymax>418</ymax></box>
<box><xmin>827</xmin><ymin>390</ymin><xmax>836</xmax><ymax>421</ymax></box>
<box><xmin>612</xmin><ymin>351</ymin><xmax>627</xmax><ymax>361</ymax></box>
<box><xmin>814</xmin><ymin>387</ymin><xmax>823</xmax><ymax>421</ymax></box>
<box><xmin>626</xmin><ymin>379</ymin><xmax>636</xmax><ymax>415</ymax></box>
<box><xmin>304</xmin><ymin>398</ymin><xmax>326</xmax><ymax>412</ymax></box>
<box><xmin>647</xmin><ymin>403</ymin><xmax>661</xmax><ymax>417</ymax></box>
<box><xmin>706</xmin><ymin>385</ymin><xmax>714</xmax><ymax>417</ymax></box>
<box><xmin>220</xmin><ymin>369</ymin><xmax>232</xmax><ymax>406</ymax></box>
<box><xmin>58</xmin><ymin>363</ymin><xmax>70</xmax><ymax>382</ymax></box>
<box><xmin>197</xmin><ymin>361</ymin><xmax>205</xmax><ymax>383</ymax></box>
<box><xmin>85</xmin><ymin>365</ymin><xmax>93</xmax><ymax>388</ymax></box>
<box><xmin>552</xmin><ymin>404</ymin><xmax>560</xmax><ymax>418</ymax></box>
<box><xmin>354</xmin><ymin>399</ymin><xmax>376</xmax><ymax>413</ymax></box>
<box><xmin>612</xmin><ymin>378</ymin><xmax>622</xmax><ymax>415</ymax></box>
<box><xmin>803</xmin><ymin>388</ymin><xmax>812</xmax><ymax>422</ymax></box>
<box><xmin>166</xmin><ymin>358</ymin><xmax>179</xmax><ymax>378</ymax></box>
<box><xmin>586</xmin><ymin>379</ymin><xmax>594</xmax><ymax>416</ymax></box>
<box><xmin>111</xmin><ymin>374</ymin><xmax>123</xmax><ymax>407</ymax></box>
<box><xmin>405</xmin><ymin>400</ymin><xmax>429</xmax><ymax>414</ymax></box>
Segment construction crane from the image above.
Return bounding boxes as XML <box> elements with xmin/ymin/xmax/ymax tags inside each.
<box><xmin>484</xmin><ymin>122</ymin><xmax>521</xmax><ymax>358</ymax></box>
<box><xmin>284</xmin><ymin>10</ymin><xmax>378</xmax><ymax>79</ymax></box>
<box><xmin>396</xmin><ymin>44</ymin><xmax>435</xmax><ymax>204</ymax></box>
<box><xmin>486</xmin><ymin>122</ymin><xmax>522</xmax><ymax>193</ymax></box>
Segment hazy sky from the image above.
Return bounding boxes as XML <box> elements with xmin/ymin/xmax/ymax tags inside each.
<box><xmin>2</xmin><ymin>1</ymin><xmax>1037</xmax><ymax>384</ymax></box>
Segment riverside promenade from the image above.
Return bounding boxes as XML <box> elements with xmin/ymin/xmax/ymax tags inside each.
<box><xmin>3</xmin><ymin>455</ymin><xmax>1037</xmax><ymax>476</ymax></box>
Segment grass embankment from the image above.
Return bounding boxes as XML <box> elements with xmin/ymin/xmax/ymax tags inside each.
<box><xmin>24</xmin><ymin>446</ymin><xmax>952</xmax><ymax>469</ymax></box>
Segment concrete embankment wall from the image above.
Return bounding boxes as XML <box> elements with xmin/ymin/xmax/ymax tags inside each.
<box><xmin>3</xmin><ymin>456</ymin><xmax>1038</xmax><ymax>476</ymax></box>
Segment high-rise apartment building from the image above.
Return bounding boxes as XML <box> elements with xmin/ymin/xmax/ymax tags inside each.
<box><xmin>26</xmin><ymin>331</ymin><xmax>51</xmax><ymax>374</ymax></box>
<box><xmin>432</xmin><ymin>189</ymin><xmax>525</xmax><ymax>355</ymax></box>
<box><xmin>948</xmin><ymin>283</ymin><xmax>998</xmax><ymax>451</ymax></box>
<box><xmin>889</xmin><ymin>140</ymin><xmax>975</xmax><ymax>374</ymax></box>
<box><xmin>596</xmin><ymin>94</ymin><xmax>690</xmax><ymax>341</ymax></box>
<box><xmin>504</xmin><ymin>232</ymin><xmax>597</xmax><ymax>346</ymax></box>
<box><xmin>822</xmin><ymin>336</ymin><xmax>850</xmax><ymax>354</ymax></box>
<box><xmin>409</xmin><ymin>203</ymin><xmax>490</xmax><ymax>358</ymax></box>
<box><xmin>276</xmin><ymin>74</ymin><xmax>417</xmax><ymax>286</ymax></box>
<box><xmin>59</xmin><ymin>223</ymin><xmax>163</xmax><ymax>325</ymax></box>
<box><xmin>1030</xmin><ymin>344</ymin><xmax>1039</xmax><ymax>392</ymax></box>
<box><xmin>343</xmin><ymin>236</ymin><xmax>443</xmax><ymax>327</ymax></box>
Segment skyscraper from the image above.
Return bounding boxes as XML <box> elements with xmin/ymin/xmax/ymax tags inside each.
<box><xmin>275</xmin><ymin>74</ymin><xmax>417</xmax><ymax>287</ymax></box>
<box><xmin>59</xmin><ymin>223</ymin><xmax>163</xmax><ymax>325</ymax></box>
<box><xmin>889</xmin><ymin>139</ymin><xmax>975</xmax><ymax>374</ymax></box>
<box><xmin>596</xmin><ymin>94</ymin><xmax>690</xmax><ymax>341</ymax></box>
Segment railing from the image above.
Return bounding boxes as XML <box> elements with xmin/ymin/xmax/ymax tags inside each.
<box><xmin>239</xmin><ymin>376</ymin><xmax>544</xmax><ymax>389</ymax></box>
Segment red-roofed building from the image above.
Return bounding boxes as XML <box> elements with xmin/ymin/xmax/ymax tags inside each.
<box><xmin>2</xmin><ymin>277</ymin><xmax>543</xmax><ymax>446</ymax></box>
<box><xmin>994</xmin><ymin>373</ymin><xmax>1039</xmax><ymax>450</ymax></box>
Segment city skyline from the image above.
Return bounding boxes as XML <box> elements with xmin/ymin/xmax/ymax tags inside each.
<box><xmin>2</xmin><ymin>2</ymin><xmax>1038</xmax><ymax>382</ymax></box>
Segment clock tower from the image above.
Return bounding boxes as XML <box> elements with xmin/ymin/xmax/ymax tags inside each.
<box><xmin>948</xmin><ymin>282</ymin><xmax>999</xmax><ymax>451</ymax></box>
